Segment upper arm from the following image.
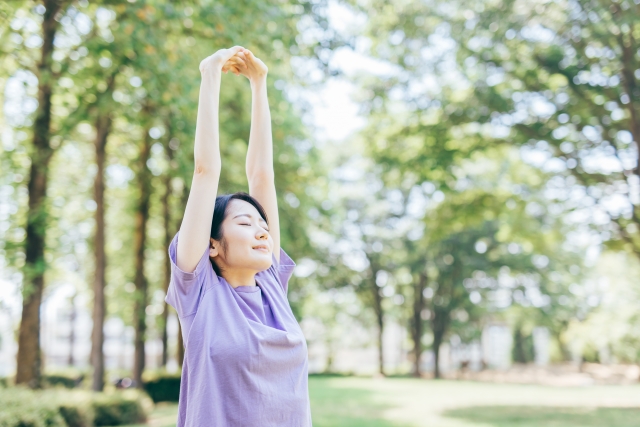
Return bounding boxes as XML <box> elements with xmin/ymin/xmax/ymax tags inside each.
<box><xmin>269</xmin><ymin>247</ymin><xmax>296</xmax><ymax>294</ymax></box>
<box><xmin>248</xmin><ymin>172</ymin><xmax>281</xmax><ymax>263</ymax></box>
<box><xmin>176</xmin><ymin>170</ymin><xmax>220</xmax><ymax>273</ymax></box>
<box><xmin>166</xmin><ymin>230</ymin><xmax>215</xmax><ymax>318</ymax></box>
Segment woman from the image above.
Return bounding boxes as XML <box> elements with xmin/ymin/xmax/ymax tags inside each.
<box><xmin>165</xmin><ymin>46</ymin><xmax>312</xmax><ymax>426</ymax></box>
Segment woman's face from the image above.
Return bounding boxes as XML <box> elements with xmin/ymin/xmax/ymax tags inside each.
<box><xmin>210</xmin><ymin>199</ymin><xmax>273</xmax><ymax>272</ymax></box>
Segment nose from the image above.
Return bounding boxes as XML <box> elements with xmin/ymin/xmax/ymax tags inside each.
<box><xmin>257</xmin><ymin>229</ymin><xmax>268</xmax><ymax>239</ymax></box>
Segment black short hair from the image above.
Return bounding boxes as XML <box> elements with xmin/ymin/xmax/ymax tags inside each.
<box><xmin>209</xmin><ymin>192</ymin><xmax>269</xmax><ymax>276</ymax></box>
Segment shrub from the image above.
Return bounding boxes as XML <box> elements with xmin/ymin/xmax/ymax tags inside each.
<box><xmin>143</xmin><ymin>375</ymin><xmax>181</xmax><ymax>402</ymax></box>
<box><xmin>57</xmin><ymin>391</ymin><xmax>94</xmax><ymax>427</ymax></box>
<box><xmin>0</xmin><ymin>388</ymin><xmax>148</xmax><ymax>427</ymax></box>
<box><xmin>43</xmin><ymin>374</ymin><xmax>84</xmax><ymax>389</ymax></box>
<box><xmin>92</xmin><ymin>391</ymin><xmax>148</xmax><ymax>426</ymax></box>
<box><xmin>0</xmin><ymin>388</ymin><xmax>67</xmax><ymax>427</ymax></box>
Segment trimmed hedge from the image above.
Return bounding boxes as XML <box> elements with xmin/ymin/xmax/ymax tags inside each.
<box><xmin>43</xmin><ymin>374</ymin><xmax>84</xmax><ymax>389</ymax></box>
<box><xmin>93</xmin><ymin>392</ymin><xmax>147</xmax><ymax>426</ymax></box>
<box><xmin>143</xmin><ymin>375</ymin><xmax>181</xmax><ymax>403</ymax></box>
<box><xmin>0</xmin><ymin>388</ymin><xmax>149</xmax><ymax>427</ymax></box>
<box><xmin>0</xmin><ymin>388</ymin><xmax>69</xmax><ymax>427</ymax></box>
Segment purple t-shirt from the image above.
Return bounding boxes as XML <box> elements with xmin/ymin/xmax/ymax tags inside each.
<box><xmin>165</xmin><ymin>231</ymin><xmax>312</xmax><ymax>426</ymax></box>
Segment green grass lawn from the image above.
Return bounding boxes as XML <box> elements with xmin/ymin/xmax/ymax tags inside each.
<box><xmin>126</xmin><ymin>376</ymin><xmax>640</xmax><ymax>427</ymax></box>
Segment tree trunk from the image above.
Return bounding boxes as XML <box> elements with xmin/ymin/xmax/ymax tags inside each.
<box><xmin>513</xmin><ymin>325</ymin><xmax>527</xmax><ymax>364</ymax></box>
<box><xmin>324</xmin><ymin>338</ymin><xmax>335</xmax><ymax>373</ymax></box>
<box><xmin>160</xmin><ymin>136</ymin><xmax>175</xmax><ymax>367</ymax></box>
<box><xmin>410</xmin><ymin>270</ymin><xmax>427</xmax><ymax>377</ymax></box>
<box><xmin>16</xmin><ymin>0</ymin><xmax>63</xmax><ymax>388</ymax></box>
<box><xmin>370</xmin><ymin>267</ymin><xmax>385</xmax><ymax>376</ymax></box>
<box><xmin>553</xmin><ymin>328</ymin><xmax>572</xmax><ymax>362</ymax></box>
<box><xmin>68</xmin><ymin>292</ymin><xmax>76</xmax><ymax>366</ymax></box>
<box><xmin>177</xmin><ymin>326</ymin><xmax>185</xmax><ymax>366</ymax></box>
<box><xmin>176</xmin><ymin>185</ymin><xmax>189</xmax><ymax>367</ymax></box>
<box><xmin>431</xmin><ymin>306</ymin><xmax>448</xmax><ymax>379</ymax></box>
<box><xmin>133</xmin><ymin>117</ymin><xmax>153</xmax><ymax>388</ymax></box>
<box><xmin>160</xmin><ymin>175</ymin><xmax>171</xmax><ymax>368</ymax></box>
<box><xmin>90</xmin><ymin>110</ymin><xmax>112</xmax><ymax>391</ymax></box>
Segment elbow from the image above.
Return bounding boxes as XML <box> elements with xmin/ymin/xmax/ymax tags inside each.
<box><xmin>194</xmin><ymin>160</ymin><xmax>221</xmax><ymax>177</ymax></box>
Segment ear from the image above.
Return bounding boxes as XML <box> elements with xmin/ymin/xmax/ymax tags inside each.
<box><xmin>209</xmin><ymin>238</ymin><xmax>220</xmax><ymax>258</ymax></box>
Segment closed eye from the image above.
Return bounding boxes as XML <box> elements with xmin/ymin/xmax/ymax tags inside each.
<box><xmin>239</xmin><ymin>222</ymin><xmax>269</xmax><ymax>231</ymax></box>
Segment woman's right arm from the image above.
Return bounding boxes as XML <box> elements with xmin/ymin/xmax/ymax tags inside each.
<box><xmin>176</xmin><ymin>46</ymin><xmax>244</xmax><ymax>273</ymax></box>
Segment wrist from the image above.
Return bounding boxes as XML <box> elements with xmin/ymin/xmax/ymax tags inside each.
<box><xmin>200</xmin><ymin>66</ymin><xmax>222</xmax><ymax>80</ymax></box>
<box><xmin>249</xmin><ymin>74</ymin><xmax>268</xmax><ymax>88</ymax></box>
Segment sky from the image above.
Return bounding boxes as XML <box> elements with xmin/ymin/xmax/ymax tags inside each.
<box><xmin>297</xmin><ymin>0</ymin><xmax>401</xmax><ymax>142</ymax></box>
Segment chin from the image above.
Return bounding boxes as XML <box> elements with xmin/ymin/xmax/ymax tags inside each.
<box><xmin>256</xmin><ymin>260</ymin><xmax>272</xmax><ymax>271</ymax></box>
<box><xmin>251</xmin><ymin>251</ymin><xmax>272</xmax><ymax>269</ymax></box>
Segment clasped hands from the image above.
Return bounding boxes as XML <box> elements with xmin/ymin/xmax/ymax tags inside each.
<box><xmin>199</xmin><ymin>46</ymin><xmax>268</xmax><ymax>82</ymax></box>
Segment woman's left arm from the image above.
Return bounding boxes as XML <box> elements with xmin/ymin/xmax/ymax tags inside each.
<box><xmin>242</xmin><ymin>50</ymin><xmax>281</xmax><ymax>262</ymax></box>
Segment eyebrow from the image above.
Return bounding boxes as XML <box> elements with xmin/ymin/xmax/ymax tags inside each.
<box><xmin>233</xmin><ymin>213</ymin><xmax>267</xmax><ymax>223</ymax></box>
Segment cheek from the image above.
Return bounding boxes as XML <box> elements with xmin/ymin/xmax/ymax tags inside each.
<box><xmin>226</xmin><ymin>226</ymin><xmax>256</xmax><ymax>249</ymax></box>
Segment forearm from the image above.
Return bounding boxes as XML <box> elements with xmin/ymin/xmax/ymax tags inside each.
<box><xmin>246</xmin><ymin>77</ymin><xmax>274</xmax><ymax>181</ymax></box>
<box><xmin>194</xmin><ymin>69</ymin><xmax>223</xmax><ymax>176</ymax></box>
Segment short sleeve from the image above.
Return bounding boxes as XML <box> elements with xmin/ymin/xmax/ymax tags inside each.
<box><xmin>165</xmin><ymin>230</ymin><xmax>215</xmax><ymax>318</ymax></box>
<box><xmin>269</xmin><ymin>247</ymin><xmax>296</xmax><ymax>294</ymax></box>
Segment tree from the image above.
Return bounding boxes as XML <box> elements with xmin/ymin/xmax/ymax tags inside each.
<box><xmin>15</xmin><ymin>0</ymin><xmax>68</xmax><ymax>388</ymax></box>
<box><xmin>354</xmin><ymin>0</ymin><xmax>640</xmax><ymax>259</ymax></box>
<box><xmin>409</xmin><ymin>257</ymin><xmax>427</xmax><ymax>377</ymax></box>
<box><xmin>1</xmin><ymin>0</ymin><xmax>345</xmax><ymax>386</ymax></box>
<box><xmin>90</xmin><ymin>80</ymin><xmax>114</xmax><ymax>391</ymax></box>
<box><xmin>338</xmin><ymin>0</ymin><xmax>600</xmax><ymax>376</ymax></box>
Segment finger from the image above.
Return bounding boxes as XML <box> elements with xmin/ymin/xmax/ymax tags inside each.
<box><xmin>228</xmin><ymin>55</ymin><xmax>244</xmax><ymax>65</ymax></box>
<box><xmin>223</xmin><ymin>53</ymin><xmax>245</xmax><ymax>70</ymax></box>
<box><xmin>229</xmin><ymin>57</ymin><xmax>247</xmax><ymax>69</ymax></box>
<box><xmin>223</xmin><ymin>45</ymin><xmax>244</xmax><ymax>61</ymax></box>
<box><xmin>222</xmin><ymin>61</ymin><xmax>238</xmax><ymax>73</ymax></box>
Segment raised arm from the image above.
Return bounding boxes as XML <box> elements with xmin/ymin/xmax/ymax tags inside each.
<box><xmin>176</xmin><ymin>46</ymin><xmax>244</xmax><ymax>273</ymax></box>
<box><xmin>238</xmin><ymin>49</ymin><xmax>282</xmax><ymax>262</ymax></box>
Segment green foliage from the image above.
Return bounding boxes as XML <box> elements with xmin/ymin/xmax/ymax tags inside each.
<box><xmin>0</xmin><ymin>388</ymin><xmax>83</xmax><ymax>427</ymax></box>
<box><xmin>0</xmin><ymin>388</ymin><xmax>148</xmax><ymax>427</ymax></box>
<box><xmin>337</xmin><ymin>0</ymin><xmax>612</xmax><ymax>374</ymax></box>
<box><xmin>143</xmin><ymin>374</ymin><xmax>181</xmax><ymax>403</ymax></box>
<box><xmin>42</xmin><ymin>374</ymin><xmax>84</xmax><ymax>389</ymax></box>
<box><xmin>422</xmin><ymin>0</ymin><xmax>640</xmax><ymax>256</ymax></box>
<box><xmin>567</xmin><ymin>251</ymin><xmax>640</xmax><ymax>363</ymax></box>
<box><xmin>92</xmin><ymin>392</ymin><xmax>148</xmax><ymax>426</ymax></box>
<box><xmin>512</xmin><ymin>326</ymin><xmax>535</xmax><ymax>364</ymax></box>
<box><xmin>1</xmin><ymin>0</ymin><xmax>335</xmax><ymax>384</ymax></box>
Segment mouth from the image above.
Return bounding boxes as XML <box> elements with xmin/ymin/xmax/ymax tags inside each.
<box><xmin>253</xmin><ymin>245</ymin><xmax>269</xmax><ymax>253</ymax></box>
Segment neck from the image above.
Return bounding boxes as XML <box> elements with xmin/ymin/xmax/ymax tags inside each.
<box><xmin>221</xmin><ymin>267</ymin><xmax>258</xmax><ymax>288</ymax></box>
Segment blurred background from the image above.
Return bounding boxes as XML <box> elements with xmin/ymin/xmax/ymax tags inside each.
<box><xmin>1</xmin><ymin>0</ymin><xmax>640</xmax><ymax>426</ymax></box>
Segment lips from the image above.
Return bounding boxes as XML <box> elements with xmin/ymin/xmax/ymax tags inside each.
<box><xmin>253</xmin><ymin>245</ymin><xmax>269</xmax><ymax>252</ymax></box>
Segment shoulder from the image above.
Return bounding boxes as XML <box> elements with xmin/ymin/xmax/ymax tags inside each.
<box><xmin>166</xmin><ymin>231</ymin><xmax>217</xmax><ymax>318</ymax></box>
<box><xmin>258</xmin><ymin>247</ymin><xmax>296</xmax><ymax>294</ymax></box>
